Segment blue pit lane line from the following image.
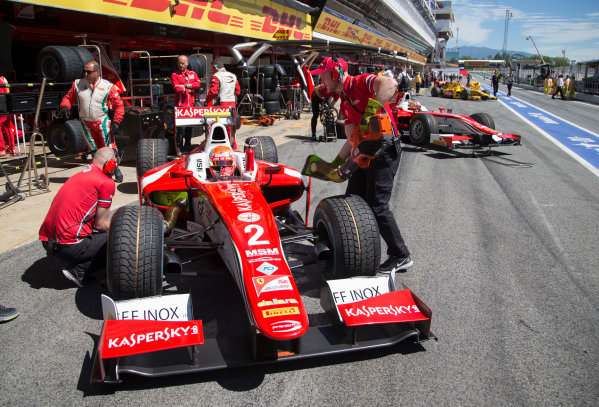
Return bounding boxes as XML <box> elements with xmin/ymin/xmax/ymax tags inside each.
<box><xmin>478</xmin><ymin>83</ymin><xmax>599</xmax><ymax>177</ymax></box>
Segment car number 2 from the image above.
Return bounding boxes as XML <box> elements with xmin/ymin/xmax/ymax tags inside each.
<box><xmin>245</xmin><ymin>224</ymin><xmax>269</xmax><ymax>245</ymax></box>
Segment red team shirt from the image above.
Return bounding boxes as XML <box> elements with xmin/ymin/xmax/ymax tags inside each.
<box><xmin>339</xmin><ymin>73</ymin><xmax>398</xmax><ymax>133</ymax></box>
<box><xmin>39</xmin><ymin>164</ymin><xmax>115</xmax><ymax>244</ymax></box>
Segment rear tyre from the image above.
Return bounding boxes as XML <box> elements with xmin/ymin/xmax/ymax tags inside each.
<box><xmin>461</xmin><ymin>88</ymin><xmax>470</xmax><ymax>100</ymax></box>
<box><xmin>409</xmin><ymin>113</ymin><xmax>438</xmax><ymax>146</ymax></box>
<box><xmin>470</xmin><ymin>113</ymin><xmax>495</xmax><ymax>129</ymax></box>
<box><xmin>431</xmin><ymin>87</ymin><xmax>439</xmax><ymax>97</ymax></box>
<box><xmin>46</xmin><ymin>119</ymin><xmax>88</xmax><ymax>156</ymax></box>
<box><xmin>313</xmin><ymin>195</ymin><xmax>380</xmax><ymax>278</ymax></box>
<box><xmin>107</xmin><ymin>206</ymin><xmax>164</xmax><ymax>300</ymax></box>
<box><xmin>244</xmin><ymin>136</ymin><xmax>277</xmax><ymax>163</ymax></box>
<box><xmin>136</xmin><ymin>138</ymin><xmax>169</xmax><ymax>178</ymax></box>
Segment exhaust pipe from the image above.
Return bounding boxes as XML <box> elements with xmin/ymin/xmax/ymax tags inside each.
<box><xmin>163</xmin><ymin>197</ymin><xmax>188</xmax><ymax>234</ymax></box>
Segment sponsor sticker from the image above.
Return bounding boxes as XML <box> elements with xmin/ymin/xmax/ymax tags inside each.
<box><xmin>257</xmin><ymin>298</ymin><xmax>299</xmax><ymax>307</ymax></box>
<box><xmin>237</xmin><ymin>212</ymin><xmax>261</xmax><ymax>222</ymax></box>
<box><xmin>253</xmin><ymin>275</ymin><xmax>293</xmax><ymax>296</ymax></box>
<box><xmin>262</xmin><ymin>307</ymin><xmax>300</xmax><ymax>318</ymax></box>
<box><xmin>271</xmin><ymin>320</ymin><xmax>303</xmax><ymax>333</ymax></box>
<box><xmin>256</xmin><ymin>262</ymin><xmax>278</xmax><ymax>275</ymax></box>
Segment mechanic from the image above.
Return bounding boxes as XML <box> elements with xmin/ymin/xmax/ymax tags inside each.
<box><xmin>171</xmin><ymin>55</ymin><xmax>203</xmax><ymax>155</ymax></box>
<box><xmin>310</xmin><ymin>84</ymin><xmax>334</xmax><ymax>140</ymax></box>
<box><xmin>414</xmin><ymin>72</ymin><xmax>422</xmax><ymax>95</ymax></box>
<box><xmin>205</xmin><ymin>59</ymin><xmax>241</xmax><ymax>149</ymax></box>
<box><xmin>568</xmin><ymin>76</ymin><xmax>577</xmax><ymax>100</ymax></box>
<box><xmin>0</xmin><ymin>304</ymin><xmax>19</xmax><ymax>322</ymax></box>
<box><xmin>491</xmin><ymin>70</ymin><xmax>499</xmax><ymax>96</ymax></box>
<box><xmin>506</xmin><ymin>72</ymin><xmax>514</xmax><ymax>97</ymax></box>
<box><xmin>39</xmin><ymin>147</ymin><xmax>117</xmax><ymax>287</ymax></box>
<box><xmin>60</xmin><ymin>61</ymin><xmax>124</xmax><ymax>182</ymax></box>
<box><xmin>552</xmin><ymin>74</ymin><xmax>565</xmax><ymax>100</ymax></box>
<box><xmin>308</xmin><ymin>56</ymin><xmax>413</xmax><ymax>273</ymax></box>
<box><xmin>0</xmin><ymin>75</ymin><xmax>15</xmax><ymax>157</ymax></box>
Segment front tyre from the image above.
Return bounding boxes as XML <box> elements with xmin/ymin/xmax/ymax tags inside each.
<box><xmin>244</xmin><ymin>136</ymin><xmax>278</xmax><ymax>163</ymax></box>
<box><xmin>136</xmin><ymin>138</ymin><xmax>168</xmax><ymax>178</ymax></box>
<box><xmin>313</xmin><ymin>195</ymin><xmax>380</xmax><ymax>278</ymax></box>
<box><xmin>107</xmin><ymin>206</ymin><xmax>164</xmax><ymax>300</ymax></box>
<box><xmin>409</xmin><ymin>113</ymin><xmax>438</xmax><ymax>146</ymax></box>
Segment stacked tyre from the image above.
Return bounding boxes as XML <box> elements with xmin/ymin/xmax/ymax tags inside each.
<box><xmin>257</xmin><ymin>64</ymin><xmax>284</xmax><ymax>114</ymax></box>
<box><xmin>234</xmin><ymin>65</ymin><xmax>257</xmax><ymax>116</ymax></box>
<box><xmin>36</xmin><ymin>45</ymin><xmax>94</xmax><ymax>82</ymax></box>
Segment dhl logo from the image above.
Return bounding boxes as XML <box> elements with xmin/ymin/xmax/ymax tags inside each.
<box><xmin>102</xmin><ymin>0</ymin><xmax>311</xmax><ymax>40</ymax></box>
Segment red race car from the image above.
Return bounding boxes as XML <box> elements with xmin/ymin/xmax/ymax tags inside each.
<box><xmin>390</xmin><ymin>92</ymin><xmax>521</xmax><ymax>149</ymax></box>
<box><xmin>93</xmin><ymin>107</ymin><xmax>432</xmax><ymax>383</ymax></box>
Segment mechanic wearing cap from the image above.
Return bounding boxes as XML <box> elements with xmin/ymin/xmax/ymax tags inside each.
<box><xmin>60</xmin><ymin>61</ymin><xmax>125</xmax><ymax>182</ymax></box>
<box><xmin>205</xmin><ymin>59</ymin><xmax>241</xmax><ymax>149</ymax></box>
<box><xmin>39</xmin><ymin>147</ymin><xmax>117</xmax><ymax>287</ymax></box>
<box><xmin>172</xmin><ymin>55</ymin><xmax>203</xmax><ymax>155</ymax></box>
<box><xmin>308</xmin><ymin>57</ymin><xmax>413</xmax><ymax>273</ymax></box>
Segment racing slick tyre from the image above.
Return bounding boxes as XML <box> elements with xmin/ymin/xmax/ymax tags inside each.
<box><xmin>258</xmin><ymin>65</ymin><xmax>276</xmax><ymax>77</ymax></box>
<box><xmin>470</xmin><ymin>113</ymin><xmax>495</xmax><ymax>129</ymax></box>
<box><xmin>136</xmin><ymin>138</ymin><xmax>169</xmax><ymax>178</ymax></box>
<box><xmin>430</xmin><ymin>87</ymin><xmax>439</xmax><ymax>97</ymax></box>
<box><xmin>409</xmin><ymin>113</ymin><xmax>438</xmax><ymax>146</ymax></box>
<box><xmin>36</xmin><ymin>45</ymin><xmax>82</xmax><ymax>82</ymax></box>
<box><xmin>244</xmin><ymin>135</ymin><xmax>278</xmax><ymax>163</ymax></box>
<box><xmin>313</xmin><ymin>195</ymin><xmax>380</xmax><ymax>278</ymax></box>
<box><xmin>264</xmin><ymin>100</ymin><xmax>281</xmax><ymax>114</ymax></box>
<box><xmin>461</xmin><ymin>89</ymin><xmax>470</xmax><ymax>100</ymax></box>
<box><xmin>107</xmin><ymin>206</ymin><xmax>164</xmax><ymax>300</ymax></box>
<box><xmin>46</xmin><ymin>119</ymin><xmax>88</xmax><ymax>156</ymax></box>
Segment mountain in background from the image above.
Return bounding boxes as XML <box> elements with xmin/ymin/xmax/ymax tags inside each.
<box><xmin>455</xmin><ymin>46</ymin><xmax>534</xmax><ymax>59</ymax></box>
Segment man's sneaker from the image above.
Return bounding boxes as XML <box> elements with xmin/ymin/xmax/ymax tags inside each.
<box><xmin>62</xmin><ymin>268</ymin><xmax>84</xmax><ymax>288</ymax></box>
<box><xmin>114</xmin><ymin>167</ymin><xmax>124</xmax><ymax>183</ymax></box>
<box><xmin>0</xmin><ymin>304</ymin><xmax>19</xmax><ymax>322</ymax></box>
<box><xmin>379</xmin><ymin>255</ymin><xmax>413</xmax><ymax>273</ymax></box>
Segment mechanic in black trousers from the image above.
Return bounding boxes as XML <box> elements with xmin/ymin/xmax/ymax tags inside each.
<box><xmin>492</xmin><ymin>70</ymin><xmax>500</xmax><ymax>96</ymax></box>
<box><xmin>307</xmin><ymin>57</ymin><xmax>413</xmax><ymax>273</ymax></box>
<box><xmin>39</xmin><ymin>147</ymin><xmax>118</xmax><ymax>287</ymax></box>
<box><xmin>310</xmin><ymin>84</ymin><xmax>332</xmax><ymax>140</ymax></box>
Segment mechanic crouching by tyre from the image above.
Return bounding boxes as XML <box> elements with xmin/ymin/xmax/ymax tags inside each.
<box><xmin>205</xmin><ymin>59</ymin><xmax>240</xmax><ymax>149</ymax></box>
<box><xmin>60</xmin><ymin>60</ymin><xmax>125</xmax><ymax>182</ymax></box>
<box><xmin>171</xmin><ymin>55</ymin><xmax>203</xmax><ymax>155</ymax></box>
<box><xmin>39</xmin><ymin>147</ymin><xmax>117</xmax><ymax>287</ymax></box>
<box><xmin>306</xmin><ymin>56</ymin><xmax>413</xmax><ymax>273</ymax></box>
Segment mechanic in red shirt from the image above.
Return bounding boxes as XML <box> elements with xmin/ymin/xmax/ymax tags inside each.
<box><xmin>0</xmin><ymin>75</ymin><xmax>16</xmax><ymax>157</ymax></box>
<box><xmin>205</xmin><ymin>59</ymin><xmax>241</xmax><ymax>149</ymax></box>
<box><xmin>60</xmin><ymin>60</ymin><xmax>125</xmax><ymax>182</ymax></box>
<box><xmin>171</xmin><ymin>55</ymin><xmax>203</xmax><ymax>155</ymax></box>
<box><xmin>39</xmin><ymin>147</ymin><xmax>118</xmax><ymax>287</ymax></box>
<box><xmin>309</xmin><ymin>56</ymin><xmax>413</xmax><ymax>273</ymax></box>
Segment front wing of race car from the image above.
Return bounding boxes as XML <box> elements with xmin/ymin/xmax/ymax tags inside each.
<box><xmin>92</xmin><ymin>278</ymin><xmax>432</xmax><ymax>384</ymax></box>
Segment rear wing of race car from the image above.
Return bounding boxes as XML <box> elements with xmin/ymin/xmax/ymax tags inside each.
<box><xmin>91</xmin><ymin>276</ymin><xmax>433</xmax><ymax>384</ymax></box>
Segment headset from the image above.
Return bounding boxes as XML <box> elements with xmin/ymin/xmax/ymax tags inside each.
<box><xmin>102</xmin><ymin>148</ymin><xmax>120</xmax><ymax>177</ymax></box>
<box><xmin>331</xmin><ymin>54</ymin><xmax>345</xmax><ymax>82</ymax></box>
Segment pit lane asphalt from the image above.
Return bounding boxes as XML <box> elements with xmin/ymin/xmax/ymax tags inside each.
<box><xmin>1</xmin><ymin>91</ymin><xmax>597</xmax><ymax>406</ymax></box>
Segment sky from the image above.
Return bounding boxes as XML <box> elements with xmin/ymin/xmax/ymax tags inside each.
<box><xmin>449</xmin><ymin>0</ymin><xmax>599</xmax><ymax>62</ymax></box>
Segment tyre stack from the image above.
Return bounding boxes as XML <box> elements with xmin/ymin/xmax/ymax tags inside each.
<box><xmin>36</xmin><ymin>45</ymin><xmax>94</xmax><ymax>82</ymax></box>
<box><xmin>257</xmin><ymin>64</ymin><xmax>284</xmax><ymax>114</ymax></box>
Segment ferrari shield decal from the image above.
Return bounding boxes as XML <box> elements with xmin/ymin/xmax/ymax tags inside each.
<box><xmin>253</xmin><ymin>276</ymin><xmax>292</xmax><ymax>296</ymax></box>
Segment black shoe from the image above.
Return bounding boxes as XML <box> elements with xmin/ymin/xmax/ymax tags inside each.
<box><xmin>0</xmin><ymin>304</ymin><xmax>19</xmax><ymax>322</ymax></box>
<box><xmin>311</xmin><ymin>133</ymin><xmax>317</xmax><ymax>140</ymax></box>
<box><xmin>62</xmin><ymin>268</ymin><xmax>85</xmax><ymax>288</ymax></box>
<box><xmin>379</xmin><ymin>255</ymin><xmax>413</xmax><ymax>273</ymax></box>
<box><xmin>114</xmin><ymin>167</ymin><xmax>123</xmax><ymax>183</ymax></box>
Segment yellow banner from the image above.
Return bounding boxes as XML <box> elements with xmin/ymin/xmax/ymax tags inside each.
<box><xmin>315</xmin><ymin>10</ymin><xmax>426</xmax><ymax>64</ymax></box>
<box><xmin>16</xmin><ymin>0</ymin><xmax>311</xmax><ymax>40</ymax></box>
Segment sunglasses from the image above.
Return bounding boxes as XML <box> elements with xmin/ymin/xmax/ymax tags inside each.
<box><xmin>84</xmin><ymin>69</ymin><xmax>98</xmax><ymax>74</ymax></box>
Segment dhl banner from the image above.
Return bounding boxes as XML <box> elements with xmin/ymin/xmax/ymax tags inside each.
<box><xmin>315</xmin><ymin>7</ymin><xmax>427</xmax><ymax>64</ymax></box>
<box><xmin>15</xmin><ymin>0</ymin><xmax>311</xmax><ymax>41</ymax></box>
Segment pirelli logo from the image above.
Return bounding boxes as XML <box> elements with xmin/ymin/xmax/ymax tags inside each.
<box><xmin>262</xmin><ymin>307</ymin><xmax>300</xmax><ymax>319</ymax></box>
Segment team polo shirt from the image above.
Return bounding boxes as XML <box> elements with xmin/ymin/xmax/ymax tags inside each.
<box><xmin>39</xmin><ymin>164</ymin><xmax>115</xmax><ymax>244</ymax></box>
<box><xmin>339</xmin><ymin>74</ymin><xmax>398</xmax><ymax>133</ymax></box>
